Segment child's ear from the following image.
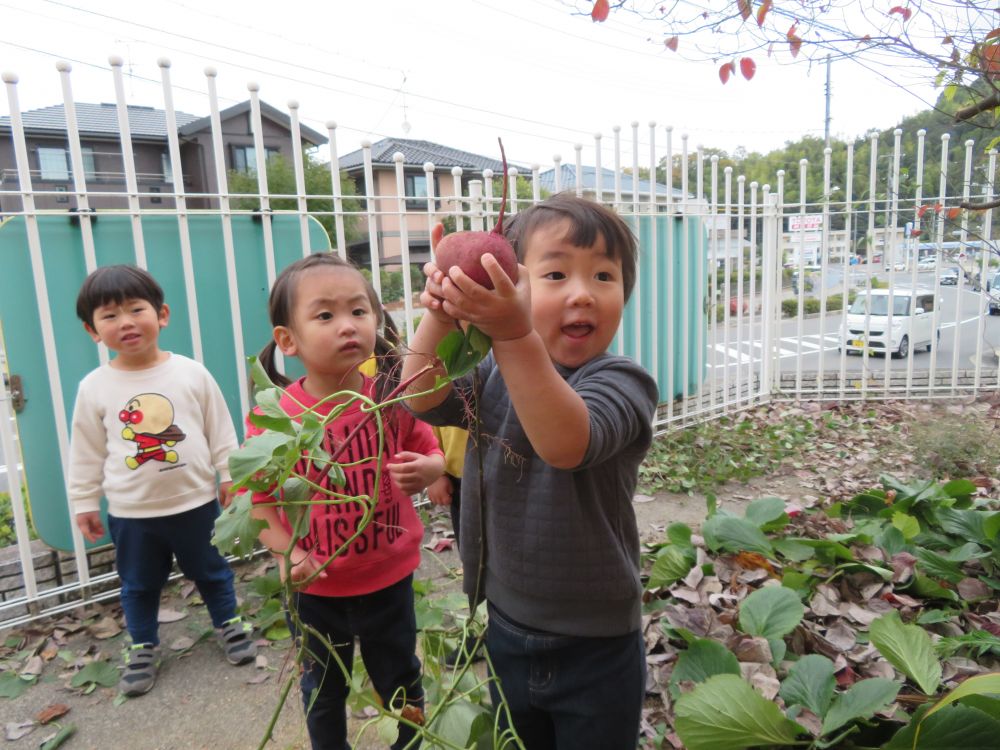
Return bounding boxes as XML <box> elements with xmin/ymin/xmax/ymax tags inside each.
<box><xmin>273</xmin><ymin>326</ymin><xmax>297</xmax><ymax>356</ymax></box>
<box><xmin>83</xmin><ymin>322</ymin><xmax>101</xmax><ymax>344</ymax></box>
<box><xmin>157</xmin><ymin>303</ymin><xmax>171</xmax><ymax>329</ymax></box>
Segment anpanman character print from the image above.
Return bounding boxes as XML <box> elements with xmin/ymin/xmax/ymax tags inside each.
<box><xmin>119</xmin><ymin>393</ymin><xmax>186</xmax><ymax>470</ymax></box>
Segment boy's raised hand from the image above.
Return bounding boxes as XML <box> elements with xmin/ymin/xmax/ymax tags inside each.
<box><xmin>76</xmin><ymin>511</ymin><xmax>105</xmax><ymax>543</ymax></box>
<box><xmin>440</xmin><ymin>253</ymin><xmax>532</xmax><ymax>342</ymax></box>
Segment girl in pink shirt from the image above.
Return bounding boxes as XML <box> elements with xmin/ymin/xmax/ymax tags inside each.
<box><xmin>249</xmin><ymin>253</ymin><xmax>443</xmax><ymax>750</ymax></box>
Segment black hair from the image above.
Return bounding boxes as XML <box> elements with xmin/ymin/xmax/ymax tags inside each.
<box><xmin>502</xmin><ymin>192</ymin><xmax>639</xmax><ymax>301</ymax></box>
<box><xmin>75</xmin><ymin>264</ymin><xmax>165</xmax><ymax>329</ymax></box>
<box><xmin>258</xmin><ymin>253</ymin><xmax>402</xmax><ymax>405</ymax></box>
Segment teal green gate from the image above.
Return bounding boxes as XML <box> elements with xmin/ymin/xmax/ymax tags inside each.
<box><xmin>619</xmin><ymin>214</ymin><xmax>708</xmax><ymax>401</ymax></box>
<box><xmin>0</xmin><ymin>214</ymin><xmax>330</xmax><ymax>551</ymax></box>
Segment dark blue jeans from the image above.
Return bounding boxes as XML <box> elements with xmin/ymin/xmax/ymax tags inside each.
<box><xmin>486</xmin><ymin>603</ymin><xmax>645</xmax><ymax>750</ymax></box>
<box><xmin>109</xmin><ymin>499</ymin><xmax>236</xmax><ymax>646</ymax></box>
<box><xmin>292</xmin><ymin>575</ymin><xmax>424</xmax><ymax>750</ymax></box>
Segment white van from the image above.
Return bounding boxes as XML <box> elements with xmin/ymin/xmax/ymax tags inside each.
<box><xmin>840</xmin><ymin>288</ymin><xmax>940</xmax><ymax>358</ymax></box>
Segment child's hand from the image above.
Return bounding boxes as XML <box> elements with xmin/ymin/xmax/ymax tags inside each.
<box><xmin>426</xmin><ymin>474</ymin><xmax>454</xmax><ymax>507</ymax></box>
<box><xmin>440</xmin><ymin>255</ymin><xmax>532</xmax><ymax>342</ymax></box>
<box><xmin>278</xmin><ymin>548</ymin><xmax>327</xmax><ymax>588</ymax></box>
<box><xmin>389</xmin><ymin>451</ymin><xmax>445</xmax><ymax>495</ymax></box>
<box><xmin>218</xmin><ymin>480</ymin><xmax>234</xmax><ymax>508</ymax></box>
<box><xmin>421</xmin><ymin>261</ymin><xmax>455</xmax><ymax>326</ymax></box>
<box><xmin>76</xmin><ymin>512</ymin><xmax>105</xmax><ymax>543</ymax></box>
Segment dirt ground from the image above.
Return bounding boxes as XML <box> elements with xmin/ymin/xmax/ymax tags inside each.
<box><xmin>0</xmin><ymin>481</ymin><xmax>787</xmax><ymax>750</ymax></box>
<box><xmin>2</xmin><ymin>398</ymin><xmax>989</xmax><ymax>749</ymax></box>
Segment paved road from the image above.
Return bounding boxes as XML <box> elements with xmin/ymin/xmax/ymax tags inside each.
<box><xmin>707</xmin><ymin>272</ymin><xmax>1000</xmax><ymax>377</ymax></box>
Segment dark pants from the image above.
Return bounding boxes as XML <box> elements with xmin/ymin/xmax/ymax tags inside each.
<box><xmin>109</xmin><ymin>499</ymin><xmax>236</xmax><ymax>646</ymax></box>
<box><xmin>448</xmin><ymin>475</ymin><xmax>462</xmax><ymax>548</ymax></box>
<box><xmin>485</xmin><ymin>603</ymin><xmax>645</xmax><ymax>750</ymax></box>
<box><xmin>292</xmin><ymin>575</ymin><xmax>424</xmax><ymax>750</ymax></box>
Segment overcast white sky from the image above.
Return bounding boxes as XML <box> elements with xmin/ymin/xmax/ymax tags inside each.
<box><xmin>1</xmin><ymin>0</ymin><xmax>942</xmax><ymax>170</ymax></box>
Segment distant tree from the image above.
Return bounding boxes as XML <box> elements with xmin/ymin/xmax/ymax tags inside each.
<box><xmin>228</xmin><ymin>153</ymin><xmax>363</xmax><ymax>246</ymax></box>
<box><xmin>581</xmin><ymin>0</ymin><xmax>1000</xmax><ymax>209</ymax></box>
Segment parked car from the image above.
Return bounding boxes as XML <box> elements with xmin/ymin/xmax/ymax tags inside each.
<box><xmin>987</xmin><ymin>270</ymin><xmax>1000</xmax><ymax>315</ymax></box>
<box><xmin>940</xmin><ymin>267</ymin><xmax>959</xmax><ymax>286</ymax></box>
<box><xmin>917</xmin><ymin>258</ymin><xmax>937</xmax><ymax>272</ymax></box>
<box><xmin>840</xmin><ymin>288</ymin><xmax>940</xmax><ymax>358</ymax></box>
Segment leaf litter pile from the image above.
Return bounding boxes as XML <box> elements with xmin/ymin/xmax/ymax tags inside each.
<box><xmin>637</xmin><ymin>397</ymin><xmax>1000</xmax><ymax>749</ymax></box>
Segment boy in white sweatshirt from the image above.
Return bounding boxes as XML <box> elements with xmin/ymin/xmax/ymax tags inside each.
<box><xmin>68</xmin><ymin>264</ymin><xmax>255</xmax><ymax>697</ymax></box>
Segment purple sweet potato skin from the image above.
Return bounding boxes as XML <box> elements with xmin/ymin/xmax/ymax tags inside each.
<box><xmin>434</xmin><ymin>231</ymin><xmax>518</xmax><ymax>290</ymax></box>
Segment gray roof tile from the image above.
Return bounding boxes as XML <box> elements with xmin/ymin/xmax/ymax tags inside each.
<box><xmin>538</xmin><ymin>164</ymin><xmax>685</xmax><ymax>199</ymax></box>
<box><xmin>338</xmin><ymin>138</ymin><xmax>524</xmax><ymax>173</ymax></box>
<box><xmin>0</xmin><ymin>103</ymin><xmax>200</xmax><ymax>140</ymax></box>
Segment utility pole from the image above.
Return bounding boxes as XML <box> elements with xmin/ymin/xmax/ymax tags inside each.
<box><xmin>824</xmin><ymin>55</ymin><xmax>832</xmax><ymax>149</ymax></box>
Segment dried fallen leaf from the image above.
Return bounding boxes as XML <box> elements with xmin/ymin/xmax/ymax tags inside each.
<box><xmin>400</xmin><ymin>704</ymin><xmax>426</xmax><ymax>726</ymax></box>
<box><xmin>245</xmin><ymin>672</ymin><xmax>270</xmax><ymax>685</ymax></box>
<box><xmin>169</xmin><ymin>637</ymin><xmax>195</xmax><ymax>652</ymax></box>
<box><xmin>89</xmin><ymin>616</ymin><xmax>122</xmax><ymax>640</ymax></box>
<box><xmin>157</xmin><ymin>608</ymin><xmax>187</xmax><ymax>623</ymax></box>
<box><xmin>34</xmin><ymin>704</ymin><xmax>70</xmax><ymax>725</ymax></box>
<box><xmin>4</xmin><ymin>721</ymin><xmax>35</xmax><ymax>741</ymax></box>
<box><xmin>20</xmin><ymin>655</ymin><xmax>44</xmax><ymax>677</ymax></box>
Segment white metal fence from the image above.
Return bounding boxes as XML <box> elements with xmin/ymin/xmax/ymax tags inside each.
<box><xmin>2</xmin><ymin>58</ymin><xmax>999</xmax><ymax>627</ymax></box>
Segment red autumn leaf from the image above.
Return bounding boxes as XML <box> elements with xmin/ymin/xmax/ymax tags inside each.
<box><xmin>737</xmin><ymin>0</ymin><xmax>752</xmax><ymax>21</ymax></box>
<box><xmin>767</xmin><ymin>42</ymin><xmax>774</xmax><ymax>57</ymax></box>
<box><xmin>987</xmin><ymin>28</ymin><xmax>1000</xmax><ymax>41</ymax></box>
<box><xmin>917</xmin><ymin>204</ymin><xmax>929</xmax><ymax>218</ymax></box>
<box><xmin>981</xmin><ymin>44</ymin><xmax>1000</xmax><ymax>80</ymax></box>
<box><xmin>665</xmin><ymin>35</ymin><xmax>679</xmax><ymax>51</ymax></box>
<box><xmin>591</xmin><ymin>0</ymin><xmax>610</xmax><ymax>23</ymax></box>
<box><xmin>910</xmin><ymin>229</ymin><xmax>922</xmax><ymax>238</ymax></box>
<box><xmin>943</xmin><ymin>35</ymin><xmax>953</xmax><ymax>45</ymax></box>
<box><xmin>36</xmin><ymin>704</ymin><xmax>70</xmax><ymax>724</ymax></box>
<box><xmin>889</xmin><ymin>6</ymin><xmax>912</xmax><ymax>22</ymax></box>
<box><xmin>740</xmin><ymin>57</ymin><xmax>757</xmax><ymax>80</ymax></box>
<box><xmin>933</xmin><ymin>202</ymin><xmax>943</xmax><ymax>213</ymax></box>
<box><xmin>786</xmin><ymin>23</ymin><xmax>798</xmax><ymax>40</ymax></box>
<box><xmin>756</xmin><ymin>0</ymin><xmax>771</xmax><ymax>27</ymax></box>
<box><xmin>789</xmin><ymin>34</ymin><xmax>803</xmax><ymax>58</ymax></box>
<box><xmin>719</xmin><ymin>61</ymin><xmax>736</xmax><ymax>84</ymax></box>
<box><xmin>947</xmin><ymin>206</ymin><xmax>962</xmax><ymax>219</ymax></box>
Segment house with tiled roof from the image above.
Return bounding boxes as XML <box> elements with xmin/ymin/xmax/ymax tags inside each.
<box><xmin>0</xmin><ymin>100</ymin><xmax>326</xmax><ymax>213</ymax></box>
<box><xmin>337</xmin><ymin>137</ymin><xmax>526</xmax><ymax>266</ymax></box>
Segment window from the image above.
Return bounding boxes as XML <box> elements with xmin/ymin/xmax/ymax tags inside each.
<box><xmin>55</xmin><ymin>186</ymin><xmax>68</xmax><ymax>204</ymax></box>
<box><xmin>162</xmin><ymin>153</ymin><xmax>174</xmax><ymax>184</ymax></box>
<box><xmin>81</xmin><ymin>147</ymin><xmax>96</xmax><ymax>180</ymax></box>
<box><xmin>917</xmin><ymin>295</ymin><xmax>934</xmax><ymax>313</ymax></box>
<box><xmin>38</xmin><ymin>148</ymin><xmax>69</xmax><ymax>181</ymax></box>
<box><xmin>405</xmin><ymin>173</ymin><xmax>430</xmax><ymax>209</ymax></box>
<box><xmin>232</xmin><ymin>145</ymin><xmax>280</xmax><ymax>174</ymax></box>
<box><xmin>149</xmin><ymin>186</ymin><xmax>162</xmax><ymax>204</ymax></box>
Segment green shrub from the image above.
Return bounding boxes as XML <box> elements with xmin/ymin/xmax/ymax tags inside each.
<box><xmin>0</xmin><ymin>488</ymin><xmax>34</xmax><ymax>547</ymax></box>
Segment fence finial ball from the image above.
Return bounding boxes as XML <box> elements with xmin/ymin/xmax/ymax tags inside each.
<box><xmin>361</xmin><ymin>140</ymin><xmax>371</xmax><ymax>148</ymax></box>
<box><xmin>158</xmin><ymin>58</ymin><xmax>171</xmax><ymax>68</ymax></box>
<box><xmin>287</xmin><ymin>100</ymin><xmax>299</xmax><ymax>110</ymax></box>
<box><xmin>326</xmin><ymin>120</ymin><xmax>337</xmax><ymax>130</ymax></box>
<box><xmin>393</xmin><ymin>152</ymin><xmax>404</xmax><ymax>163</ymax></box>
<box><xmin>1</xmin><ymin>72</ymin><xmax>17</xmax><ymax>84</ymax></box>
<box><xmin>247</xmin><ymin>82</ymin><xmax>260</xmax><ymax>92</ymax></box>
<box><xmin>204</xmin><ymin>66</ymin><xmax>218</xmax><ymax>77</ymax></box>
<box><xmin>108</xmin><ymin>55</ymin><xmax>124</xmax><ymax>67</ymax></box>
<box><xmin>55</xmin><ymin>61</ymin><xmax>71</xmax><ymax>73</ymax></box>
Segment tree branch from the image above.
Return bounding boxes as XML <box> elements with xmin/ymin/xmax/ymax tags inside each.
<box><xmin>954</xmin><ymin>93</ymin><xmax>1000</xmax><ymax>123</ymax></box>
<box><xmin>959</xmin><ymin>198</ymin><xmax>1000</xmax><ymax>211</ymax></box>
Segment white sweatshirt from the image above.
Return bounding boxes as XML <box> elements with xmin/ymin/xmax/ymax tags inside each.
<box><xmin>68</xmin><ymin>353</ymin><xmax>238</xmax><ymax>518</ymax></box>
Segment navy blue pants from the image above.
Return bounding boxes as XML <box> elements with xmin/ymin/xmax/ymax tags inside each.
<box><xmin>292</xmin><ymin>575</ymin><xmax>424</xmax><ymax>750</ymax></box>
<box><xmin>485</xmin><ymin>603</ymin><xmax>645</xmax><ymax>750</ymax></box>
<box><xmin>108</xmin><ymin>500</ymin><xmax>237</xmax><ymax>646</ymax></box>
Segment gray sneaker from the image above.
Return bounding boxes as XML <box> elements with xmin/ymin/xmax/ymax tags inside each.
<box><xmin>119</xmin><ymin>643</ymin><xmax>160</xmax><ymax>697</ymax></box>
<box><xmin>216</xmin><ymin>616</ymin><xmax>257</xmax><ymax>665</ymax></box>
